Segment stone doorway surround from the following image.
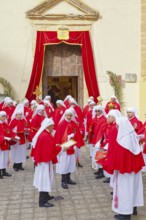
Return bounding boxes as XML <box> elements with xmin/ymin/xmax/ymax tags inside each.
<box><xmin>26</xmin><ymin>0</ymin><xmax>99</xmax><ymax>106</ymax></box>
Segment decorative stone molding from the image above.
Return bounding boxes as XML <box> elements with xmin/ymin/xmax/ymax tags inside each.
<box><xmin>26</xmin><ymin>0</ymin><xmax>99</xmax><ymax>21</ymax></box>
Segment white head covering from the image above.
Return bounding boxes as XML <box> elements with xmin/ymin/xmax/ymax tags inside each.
<box><xmin>56</xmin><ymin>100</ymin><xmax>66</xmax><ymax>108</ymax></box>
<box><xmin>22</xmin><ymin>99</ymin><xmax>29</xmax><ymax>106</ymax></box>
<box><xmin>13</xmin><ymin>101</ymin><xmax>17</xmax><ymax>106</ymax></box>
<box><xmin>59</xmin><ymin>107</ymin><xmax>76</xmax><ymax>124</ymax></box>
<box><xmin>0</xmin><ymin>111</ymin><xmax>7</xmax><ymax>123</ymax></box>
<box><xmin>4</xmin><ymin>98</ymin><xmax>13</xmax><ymax>106</ymax></box>
<box><xmin>31</xmin><ymin>100</ymin><xmax>37</xmax><ymax>105</ymax></box>
<box><xmin>44</xmin><ymin>100</ymin><xmax>54</xmax><ymax>111</ymax></box>
<box><xmin>1</xmin><ymin>97</ymin><xmax>10</xmax><ymax>104</ymax></box>
<box><xmin>92</xmin><ymin>105</ymin><xmax>107</xmax><ymax>118</ymax></box>
<box><xmin>44</xmin><ymin>95</ymin><xmax>51</xmax><ymax>101</ymax></box>
<box><xmin>89</xmin><ymin>101</ymin><xmax>96</xmax><ymax>106</ymax></box>
<box><xmin>108</xmin><ymin>109</ymin><xmax>121</xmax><ymax>121</ymax></box>
<box><xmin>35</xmin><ymin>104</ymin><xmax>45</xmax><ymax>113</ymax></box>
<box><xmin>11</xmin><ymin>104</ymin><xmax>25</xmax><ymax>121</ymax></box>
<box><xmin>111</xmin><ymin>95</ymin><xmax>119</xmax><ymax>103</ymax></box>
<box><xmin>89</xmin><ymin>96</ymin><xmax>94</xmax><ymax>100</ymax></box>
<box><xmin>32</xmin><ymin>118</ymin><xmax>54</xmax><ymax>148</ymax></box>
<box><xmin>127</xmin><ymin>107</ymin><xmax>139</xmax><ymax>119</ymax></box>
<box><xmin>116</xmin><ymin>117</ymin><xmax>141</xmax><ymax>155</ymax></box>
<box><xmin>87</xmin><ymin>98</ymin><xmax>93</xmax><ymax>104</ymax></box>
<box><xmin>64</xmin><ymin>95</ymin><xmax>72</xmax><ymax>101</ymax></box>
<box><xmin>0</xmin><ymin>111</ymin><xmax>7</xmax><ymax>117</ymax></box>
<box><xmin>69</xmin><ymin>97</ymin><xmax>78</xmax><ymax>106</ymax></box>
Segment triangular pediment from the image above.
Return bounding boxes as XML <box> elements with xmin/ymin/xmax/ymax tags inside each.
<box><xmin>26</xmin><ymin>0</ymin><xmax>99</xmax><ymax>21</ymax></box>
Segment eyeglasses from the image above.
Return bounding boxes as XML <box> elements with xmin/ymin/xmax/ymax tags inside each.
<box><xmin>127</xmin><ymin>112</ymin><xmax>132</xmax><ymax>113</ymax></box>
<box><xmin>95</xmin><ymin>110</ymin><xmax>101</xmax><ymax>112</ymax></box>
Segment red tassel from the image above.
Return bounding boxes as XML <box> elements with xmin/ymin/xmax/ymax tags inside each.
<box><xmin>114</xmin><ymin>195</ymin><xmax>118</xmax><ymax>208</ymax></box>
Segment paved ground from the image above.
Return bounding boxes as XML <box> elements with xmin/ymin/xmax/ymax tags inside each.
<box><xmin>0</xmin><ymin>146</ymin><xmax>146</xmax><ymax>220</ymax></box>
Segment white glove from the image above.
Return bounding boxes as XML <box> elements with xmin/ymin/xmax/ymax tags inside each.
<box><xmin>15</xmin><ymin>136</ymin><xmax>20</xmax><ymax>140</ymax></box>
<box><xmin>95</xmin><ymin>142</ymin><xmax>100</xmax><ymax>150</ymax></box>
<box><xmin>103</xmin><ymin>143</ymin><xmax>109</xmax><ymax>150</ymax></box>
<box><xmin>68</xmin><ymin>133</ymin><xmax>74</xmax><ymax>141</ymax></box>
<box><xmin>4</xmin><ymin>137</ymin><xmax>11</xmax><ymax>141</ymax></box>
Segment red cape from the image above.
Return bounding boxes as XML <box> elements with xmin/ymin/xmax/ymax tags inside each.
<box><xmin>33</xmin><ymin>130</ymin><xmax>61</xmax><ymax>165</ymax></box>
<box><xmin>102</xmin><ymin>125</ymin><xmax>145</xmax><ymax>174</ymax></box>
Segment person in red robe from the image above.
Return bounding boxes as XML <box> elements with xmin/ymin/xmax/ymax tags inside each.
<box><xmin>33</xmin><ymin>118</ymin><xmax>62</xmax><ymax>207</ymax></box>
<box><xmin>88</xmin><ymin>105</ymin><xmax>107</xmax><ymax>178</ymax></box>
<box><xmin>69</xmin><ymin>97</ymin><xmax>84</xmax><ymax>124</ymax></box>
<box><xmin>0</xmin><ymin>97</ymin><xmax>10</xmax><ymax>110</ymax></box>
<box><xmin>0</xmin><ymin>111</ymin><xmax>16</xmax><ymax>178</ymax></box>
<box><xmin>63</xmin><ymin>95</ymin><xmax>72</xmax><ymax>108</ymax></box>
<box><xmin>29</xmin><ymin>105</ymin><xmax>45</xmax><ymax>143</ymax></box>
<box><xmin>104</xmin><ymin>96</ymin><xmax>121</xmax><ymax>114</ymax></box>
<box><xmin>25</xmin><ymin>100</ymin><xmax>37</xmax><ymax>123</ymax></box>
<box><xmin>44</xmin><ymin>100</ymin><xmax>54</xmax><ymax>118</ymax></box>
<box><xmin>9</xmin><ymin>104</ymin><xmax>30</xmax><ymax>171</ymax></box>
<box><xmin>3</xmin><ymin>98</ymin><xmax>15</xmax><ymax>124</ymax></box>
<box><xmin>36</xmin><ymin>96</ymin><xmax>44</xmax><ymax>105</ymax></box>
<box><xmin>69</xmin><ymin>107</ymin><xmax>85</xmax><ymax>167</ymax></box>
<box><xmin>102</xmin><ymin>116</ymin><xmax>144</xmax><ymax>220</ymax></box>
<box><xmin>83</xmin><ymin>98</ymin><xmax>93</xmax><ymax>118</ymax></box>
<box><xmin>53</xmin><ymin>100</ymin><xmax>66</xmax><ymax>129</ymax></box>
<box><xmin>55</xmin><ymin>108</ymin><xmax>84</xmax><ymax>189</ymax></box>
<box><xmin>43</xmin><ymin>95</ymin><xmax>55</xmax><ymax>109</ymax></box>
<box><xmin>85</xmin><ymin>101</ymin><xmax>96</xmax><ymax>157</ymax></box>
<box><xmin>95</xmin><ymin>110</ymin><xmax>121</xmax><ymax>182</ymax></box>
<box><xmin>137</xmin><ymin>120</ymin><xmax>146</xmax><ymax>172</ymax></box>
<box><xmin>126</xmin><ymin>107</ymin><xmax>142</xmax><ymax>133</ymax></box>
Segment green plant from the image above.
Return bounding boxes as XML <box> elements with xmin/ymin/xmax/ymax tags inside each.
<box><xmin>106</xmin><ymin>71</ymin><xmax>124</xmax><ymax>109</ymax></box>
<box><xmin>0</xmin><ymin>77</ymin><xmax>16</xmax><ymax>100</ymax></box>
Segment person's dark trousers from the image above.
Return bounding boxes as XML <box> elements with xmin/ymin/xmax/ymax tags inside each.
<box><xmin>61</xmin><ymin>174</ymin><xmax>67</xmax><ymax>183</ymax></box>
<box><xmin>61</xmin><ymin>174</ymin><xmax>68</xmax><ymax>189</ymax></box>
<box><xmin>66</xmin><ymin>173</ymin><xmax>76</xmax><ymax>184</ymax></box>
<box><xmin>0</xmin><ymin>169</ymin><xmax>3</xmax><ymax>179</ymax></box>
<box><xmin>39</xmin><ymin>192</ymin><xmax>49</xmax><ymax>206</ymax></box>
<box><xmin>18</xmin><ymin>163</ymin><xmax>24</xmax><ymax>170</ymax></box>
<box><xmin>13</xmin><ymin>163</ymin><xmax>19</xmax><ymax>171</ymax></box>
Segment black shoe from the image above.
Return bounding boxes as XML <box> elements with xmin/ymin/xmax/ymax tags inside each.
<box><xmin>114</xmin><ymin>214</ymin><xmax>131</xmax><ymax>220</ymax></box>
<box><xmin>19</xmin><ymin>167</ymin><xmax>25</xmax><ymax>171</ymax></box>
<box><xmin>14</xmin><ymin>168</ymin><xmax>19</xmax><ymax>172</ymax></box>
<box><xmin>103</xmin><ymin>177</ymin><xmax>110</xmax><ymax>183</ymax></box>
<box><xmin>94</xmin><ymin>168</ymin><xmax>103</xmax><ymax>175</ymax></box>
<box><xmin>111</xmin><ymin>192</ymin><xmax>113</xmax><ymax>195</ymax></box>
<box><xmin>77</xmin><ymin>162</ymin><xmax>83</xmax><ymax>168</ymax></box>
<box><xmin>39</xmin><ymin>202</ymin><xmax>54</xmax><ymax>208</ymax></box>
<box><xmin>2</xmin><ymin>172</ymin><xmax>12</xmax><ymax>177</ymax></box>
<box><xmin>61</xmin><ymin>182</ymin><xmax>68</xmax><ymax>189</ymax></box>
<box><xmin>133</xmin><ymin>207</ymin><xmax>137</xmax><ymax>215</ymax></box>
<box><xmin>67</xmin><ymin>179</ymin><xmax>76</xmax><ymax>185</ymax></box>
<box><xmin>48</xmin><ymin>195</ymin><xmax>54</xmax><ymax>200</ymax></box>
<box><xmin>95</xmin><ymin>173</ymin><xmax>104</xmax><ymax>179</ymax></box>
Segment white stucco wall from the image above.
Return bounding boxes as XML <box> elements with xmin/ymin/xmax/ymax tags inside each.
<box><xmin>0</xmin><ymin>0</ymin><xmax>140</xmax><ymax>113</ymax></box>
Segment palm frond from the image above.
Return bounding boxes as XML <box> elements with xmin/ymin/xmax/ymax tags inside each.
<box><xmin>106</xmin><ymin>71</ymin><xmax>124</xmax><ymax>109</ymax></box>
<box><xmin>0</xmin><ymin>77</ymin><xmax>16</xmax><ymax>100</ymax></box>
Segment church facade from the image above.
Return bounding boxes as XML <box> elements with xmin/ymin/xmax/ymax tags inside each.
<box><xmin>0</xmin><ymin>0</ymin><xmax>146</xmax><ymax>119</ymax></box>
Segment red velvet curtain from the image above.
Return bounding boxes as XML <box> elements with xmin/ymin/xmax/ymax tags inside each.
<box><xmin>25</xmin><ymin>31</ymin><xmax>100</xmax><ymax>101</ymax></box>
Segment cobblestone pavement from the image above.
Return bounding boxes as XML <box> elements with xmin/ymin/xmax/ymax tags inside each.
<box><xmin>0</xmin><ymin>146</ymin><xmax>146</xmax><ymax>220</ymax></box>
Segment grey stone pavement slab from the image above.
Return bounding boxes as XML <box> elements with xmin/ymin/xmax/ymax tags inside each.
<box><xmin>0</xmin><ymin>146</ymin><xmax>146</xmax><ymax>220</ymax></box>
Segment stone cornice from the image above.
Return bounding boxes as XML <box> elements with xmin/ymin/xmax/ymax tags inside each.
<box><xmin>26</xmin><ymin>0</ymin><xmax>99</xmax><ymax>21</ymax></box>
